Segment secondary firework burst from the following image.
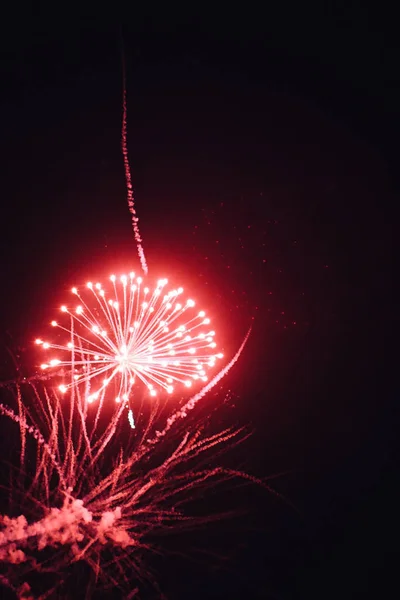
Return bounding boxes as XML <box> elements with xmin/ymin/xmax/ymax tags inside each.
<box><xmin>35</xmin><ymin>273</ymin><xmax>223</xmax><ymax>425</ymax></box>
<box><xmin>0</xmin><ymin>331</ymin><xmax>253</xmax><ymax>598</ymax></box>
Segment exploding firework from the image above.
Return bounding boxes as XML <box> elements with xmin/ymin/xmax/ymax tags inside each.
<box><xmin>35</xmin><ymin>273</ymin><xmax>223</xmax><ymax>428</ymax></box>
<box><xmin>0</xmin><ymin>48</ymin><xmax>268</xmax><ymax>599</ymax></box>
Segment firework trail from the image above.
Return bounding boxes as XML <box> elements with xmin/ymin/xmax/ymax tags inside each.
<box><xmin>121</xmin><ymin>53</ymin><xmax>148</xmax><ymax>274</ymax></box>
<box><xmin>0</xmin><ymin>328</ymin><xmax>253</xmax><ymax>598</ymax></box>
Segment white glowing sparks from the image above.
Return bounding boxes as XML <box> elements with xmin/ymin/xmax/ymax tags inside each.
<box><xmin>37</xmin><ymin>274</ymin><xmax>223</xmax><ymax>409</ymax></box>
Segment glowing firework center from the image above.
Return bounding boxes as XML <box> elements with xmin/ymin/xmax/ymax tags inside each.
<box><xmin>36</xmin><ymin>273</ymin><xmax>223</xmax><ymax>408</ymax></box>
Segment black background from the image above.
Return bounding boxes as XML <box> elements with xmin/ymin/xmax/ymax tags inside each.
<box><xmin>0</xmin><ymin>4</ymin><xmax>396</xmax><ymax>599</ymax></box>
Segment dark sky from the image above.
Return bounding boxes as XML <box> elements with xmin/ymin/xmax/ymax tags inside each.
<box><xmin>0</xmin><ymin>6</ymin><xmax>396</xmax><ymax>600</ymax></box>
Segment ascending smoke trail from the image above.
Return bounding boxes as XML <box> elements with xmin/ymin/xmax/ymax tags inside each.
<box><xmin>121</xmin><ymin>53</ymin><xmax>148</xmax><ymax>274</ymax></box>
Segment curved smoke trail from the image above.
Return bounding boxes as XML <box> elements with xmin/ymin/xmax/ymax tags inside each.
<box><xmin>146</xmin><ymin>328</ymin><xmax>252</xmax><ymax>446</ymax></box>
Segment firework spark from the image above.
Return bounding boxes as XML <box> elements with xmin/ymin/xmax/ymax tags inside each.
<box><xmin>36</xmin><ymin>273</ymin><xmax>223</xmax><ymax>426</ymax></box>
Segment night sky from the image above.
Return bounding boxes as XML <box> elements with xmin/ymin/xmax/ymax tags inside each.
<box><xmin>0</xmin><ymin>6</ymin><xmax>396</xmax><ymax>599</ymax></box>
